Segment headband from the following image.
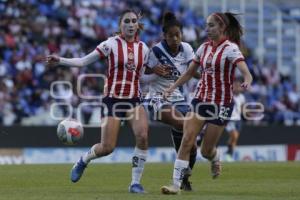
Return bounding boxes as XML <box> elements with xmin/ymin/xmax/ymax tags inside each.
<box><xmin>213</xmin><ymin>13</ymin><xmax>227</xmax><ymax>26</ymax></box>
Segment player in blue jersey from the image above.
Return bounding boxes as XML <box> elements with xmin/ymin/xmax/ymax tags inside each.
<box><xmin>224</xmin><ymin>79</ymin><xmax>246</xmax><ymax>161</ymax></box>
<box><xmin>141</xmin><ymin>12</ymin><xmax>200</xmax><ymax>191</ymax></box>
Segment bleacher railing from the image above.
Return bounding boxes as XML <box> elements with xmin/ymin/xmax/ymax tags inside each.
<box><xmin>185</xmin><ymin>0</ymin><xmax>300</xmax><ymax>90</ymax></box>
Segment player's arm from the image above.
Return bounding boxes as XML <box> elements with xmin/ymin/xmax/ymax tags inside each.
<box><xmin>186</xmin><ymin>44</ymin><xmax>201</xmax><ymax>79</ymax></box>
<box><xmin>153</xmin><ymin>64</ymin><xmax>171</xmax><ymax>77</ymax></box>
<box><xmin>144</xmin><ymin>65</ymin><xmax>169</xmax><ymax>76</ymax></box>
<box><xmin>145</xmin><ymin>47</ymin><xmax>171</xmax><ymax>77</ymax></box>
<box><xmin>240</xmin><ymin>95</ymin><xmax>246</xmax><ymax>117</ymax></box>
<box><xmin>46</xmin><ymin>50</ymin><xmax>100</xmax><ymax>68</ymax></box>
<box><xmin>165</xmin><ymin>60</ymin><xmax>198</xmax><ymax>94</ymax></box>
<box><xmin>193</xmin><ymin>71</ymin><xmax>201</xmax><ymax>79</ymax></box>
<box><xmin>236</xmin><ymin>61</ymin><xmax>253</xmax><ymax>90</ymax></box>
<box><xmin>186</xmin><ymin>59</ymin><xmax>201</xmax><ymax>79</ymax></box>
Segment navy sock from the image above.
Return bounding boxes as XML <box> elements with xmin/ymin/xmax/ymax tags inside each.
<box><xmin>171</xmin><ymin>129</ymin><xmax>197</xmax><ymax>170</ymax></box>
<box><xmin>171</xmin><ymin>129</ymin><xmax>182</xmax><ymax>152</ymax></box>
<box><xmin>227</xmin><ymin>144</ymin><xmax>233</xmax><ymax>156</ymax></box>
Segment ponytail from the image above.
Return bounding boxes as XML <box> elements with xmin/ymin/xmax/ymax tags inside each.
<box><xmin>212</xmin><ymin>12</ymin><xmax>243</xmax><ymax>45</ymax></box>
<box><xmin>224</xmin><ymin>12</ymin><xmax>243</xmax><ymax>45</ymax></box>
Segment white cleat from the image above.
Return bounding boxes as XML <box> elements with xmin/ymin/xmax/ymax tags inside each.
<box><xmin>161</xmin><ymin>185</ymin><xmax>181</xmax><ymax>195</ymax></box>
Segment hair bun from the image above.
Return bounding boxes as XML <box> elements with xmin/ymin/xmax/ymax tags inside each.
<box><xmin>161</xmin><ymin>11</ymin><xmax>181</xmax><ymax>33</ymax></box>
<box><xmin>163</xmin><ymin>12</ymin><xmax>177</xmax><ymax>24</ymax></box>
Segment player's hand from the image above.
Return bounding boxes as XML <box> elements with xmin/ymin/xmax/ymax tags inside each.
<box><xmin>153</xmin><ymin>64</ymin><xmax>171</xmax><ymax>77</ymax></box>
<box><xmin>46</xmin><ymin>55</ymin><xmax>60</xmax><ymax>67</ymax></box>
<box><xmin>241</xmin><ymin>81</ymin><xmax>251</xmax><ymax>90</ymax></box>
<box><xmin>163</xmin><ymin>85</ymin><xmax>174</xmax><ymax>99</ymax></box>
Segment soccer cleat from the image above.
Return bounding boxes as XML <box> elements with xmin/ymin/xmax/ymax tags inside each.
<box><xmin>161</xmin><ymin>185</ymin><xmax>180</xmax><ymax>195</ymax></box>
<box><xmin>211</xmin><ymin>160</ymin><xmax>221</xmax><ymax>179</ymax></box>
<box><xmin>180</xmin><ymin>168</ymin><xmax>192</xmax><ymax>191</ymax></box>
<box><xmin>70</xmin><ymin>157</ymin><xmax>87</xmax><ymax>183</ymax></box>
<box><xmin>181</xmin><ymin>176</ymin><xmax>192</xmax><ymax>191</ymax></box>
<box><xmin>128</xmin><ymin>183</ymin><xmax>145</xmax><ymax>194</ymax></box>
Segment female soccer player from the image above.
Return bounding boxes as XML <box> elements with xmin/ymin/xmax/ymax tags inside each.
<box><xmin>141</xmin><ymin>11</ymin><xmax>199</xmax><ymax>191</ymax></box>
<box><xmin>46</xmin><ymin>10</ymin><xmax>149</xmax><ymax>194</ymax></box>
<box><xmin>161</xmin><ymin>12</ymin><xmax>253</xmax><ymax>194</ymax></box>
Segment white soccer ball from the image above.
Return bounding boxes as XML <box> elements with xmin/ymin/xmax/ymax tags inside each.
<box><xmin>57</xmin><ymin>118</ymin><xmax>84</xmax><ymax>145</ymax></box>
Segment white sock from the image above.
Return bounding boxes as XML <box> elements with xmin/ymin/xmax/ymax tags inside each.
<box><xmin>82</xmin><ymin>144</ymin><xmax>97</xmax><ymax>164</ymax></box>
<box><xmin>131</xmin><ymin>147</ymin><xmax>147</xmax><ymax>185</ymax></box>
<box><xmin>173</xmin><ymin>159</ymin><xmax>189</xmax><ymax>189</ymax></box>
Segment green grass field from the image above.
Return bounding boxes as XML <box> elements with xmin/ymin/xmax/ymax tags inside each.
<box><xmin>0</xmin><ymin>162</ymin><xmax>299</xmax><ymax>200</ymax></box>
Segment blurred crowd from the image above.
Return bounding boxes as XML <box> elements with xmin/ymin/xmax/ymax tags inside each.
<box><xmin>246</xmin><ymin>59</ymin><xmax>300</xmax><ymax>126</ymax></box>
<box><xmin>0</xmin><ymin>0</ymin><xmax>299</xmax><ymax>126</ymax></box>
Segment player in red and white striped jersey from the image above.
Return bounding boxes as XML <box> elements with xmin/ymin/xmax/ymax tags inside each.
<box><xmin>161</xmin><ymin>12</ymin><xmax>253</xmax><ymax>195</ymax></box>
<box><xmin>47</xmin><ymin>10</ymin><xmax>149</xmax><ymax>194</ymax></box>
<box><xmin>193</xmin><ymin>38</ymin><xmax>245</xmax><ymax>105</ymax></box>
<box><xmin>96</xmin><ymin>31</ymin><xmax>149</xmax><ymax>99</ymax></box>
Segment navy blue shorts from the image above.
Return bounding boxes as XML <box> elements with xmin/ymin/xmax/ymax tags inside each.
<box><xmin>143</xmin><ymin>98</ymin><xmax>191</xmax><ymax>120</ymax></box>
<box><xmin>101</xmin><ymin>96</ymin><xmax>141</xmax><ymax>119</ymax></box>
<box><xmin>173</xmin><ymin>101</ymin><xmax>191</xmax><ymax>116</ymax></box>
<box><xmin>190</xmin><ymin>99</ymin><xmax>234</xmax><ymax>126</ymax></box>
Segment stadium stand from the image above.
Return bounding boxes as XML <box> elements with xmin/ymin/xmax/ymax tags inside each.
<box><xmin>0</xmin><ymin>0</ymin><xmax>299</xmax><ymax>126</ymax></box>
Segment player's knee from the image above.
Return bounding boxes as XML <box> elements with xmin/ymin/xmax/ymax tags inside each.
<box><xmin>135</xmin><ymin>133</ymin><xmax>148</xmax><ymax>146</ymax></box>
<box><xmin>134</xmin><ymin>125</ymin><xmax>148</xmax><ymax>139</ymax></box>
<box><xmin>183</xmin><ymin>128</ymin><xmax>195</xmax><ymax>141</ymax></box>
<box><xmin>180</xmin><ymin>134</ymin><xmax>194</xmax><ymax>149</ymax></box>
<box><xmin>233</xmin><ymin>134</ymin><xmax>239</xmax><ymax>141</ymax></box>
<box><xmin>232</xmin><ymin>137</ymin><xmax>238</xmax><ymax>143</ymax></box>
<box><xmin>201</xmin><ymin>147</ymin><xmax>214</xmax><ymax>158</ymax></box>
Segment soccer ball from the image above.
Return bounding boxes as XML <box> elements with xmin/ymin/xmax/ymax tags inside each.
<box><xmin>57</xmin><ymin>118</ymin><xmax>84</xmax><ymax>145</ymax></box>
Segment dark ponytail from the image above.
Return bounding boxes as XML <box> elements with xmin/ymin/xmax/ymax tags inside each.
<box><xmin>162</xmin><ymin>11</ymin><xmax>182</xmax><ymax>33</ymax></box>
<box><xmin>224</xmin><ymin>12</ymin><xmax>243</xmax><ymax>45</ymax></box>
<box><xmin>213</xmin><ymin>12</ymin><xmax>243</xmax><ymax>45</ymax></box>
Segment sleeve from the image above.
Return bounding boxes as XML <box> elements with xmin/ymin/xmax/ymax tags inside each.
<box><xmin>95</xmin><ymin>38</ymin><xmax>113</xmax><ymax>58</ymax></box>
<box><xmin>143</xmin><ymin>45</ymin><xmax>150</xmax><ymax>64</ymax></box>
<box><xmin>227</xmin><ymin>44</ymin><xmax>245</xmax><ymax>65</ymax></box>
<box><xmin>184</xmin><ymin>43</ymin><xmax>195</xmax><ymax>64</ymax></box>
<box><xmin>192</xmin><ymin>44</ymin><xmax>205</xmax><ymax>64</ymax></box>
<box><xmin>139</xmin><ymin>44</ymin><xmax>151</xmax><ymax>76</ymax></box>
<box><xmin>146</xmin><ymin>48</ymin><xmax>159</xmax><ymax>68</ymax></box>
<box><xmin>59</xmin><ymin>50</ymin><xmax>99</xmax><ymax>67</ymax></box>
<box><xmin>58</xmin><ymin>38</ymin><xmax>114</xmax><ymax>68</ymax></box>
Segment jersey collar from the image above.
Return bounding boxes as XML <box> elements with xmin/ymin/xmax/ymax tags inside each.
<box><xmin>209</xmin><ymin>37</ymin><xmax>228</xmax><ymax>50</ymax></box>
<box><xmin>161</xmin><ymin>40</ymin><xmax>183</xmax><ymax>57</ymax></box>
<box><xmin>119</xmin><ymin>33</ymin><xmax>140</xmax><ymax>43</ymax></box>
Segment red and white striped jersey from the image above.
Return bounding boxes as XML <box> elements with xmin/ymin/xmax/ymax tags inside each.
<box><xmin>193</xmin><ymin>39</ymin><xmax>244</xmax><ymax>105</ymax></box>
<box><xmin>96</xmin><ymin>35</ymin><xmax>149</xmax><ymax>99</ymax></box>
